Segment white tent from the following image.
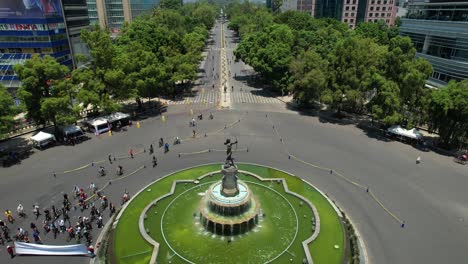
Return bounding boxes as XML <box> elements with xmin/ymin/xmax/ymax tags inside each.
<box><xmin>387</xmin><ymin>125</ymin><xmax>423</xmax><ymax>140</ymax></box>
<box><xmin>105</xmin><ymin>112</ymin><xmax>130</xmax><ymax>123</ymax></box>
<box><xmin>30</xmin><ymin>131</ymin><xmax>56</xmax><ymax>143</ymax></box>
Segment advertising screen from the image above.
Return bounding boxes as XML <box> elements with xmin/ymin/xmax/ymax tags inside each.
<box><xmin>0</xmin><ymin>0</ymin><xmax>63</xmax><ymax>18</ymax></box>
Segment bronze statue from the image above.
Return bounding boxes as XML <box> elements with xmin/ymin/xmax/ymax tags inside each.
<box><xmin>224</xmin><ymin>138</ymin><xmax>238</xmax><ymax>166</ymax></box>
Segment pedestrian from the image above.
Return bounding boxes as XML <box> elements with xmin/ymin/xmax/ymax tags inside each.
<box><xmin>42</xmin><ymin>220</ymin><xmax>50</xmax><ymax>233</ymax></box>
<box><xmin>130</xmin><ymin>149</ymin><xmax>134</xmax><ymax>159</ymax></box>
<box><xmin>51</xmin><ymin>222</ymin><xmax>59</xmax><ymax>239</ymax></box>
<box><xmin>52</xmin><ymin>205</ymin><xmax>60</xmax><ymax>220</ymax></box>
<box><xmin>108</xmin><ymin>154</ymin><xmax>113</xmax><ymax>164</ymax></box>
<box><xmin>30</xmin><ymin>222</ymin><xmax>37</xmax><ymax>232</ymax></box>
<box><xmin>88</xmin><ymin>245</ymin><xmax>95</xmax><ymax>258</ymax></box>
<box><xmin>109</xmin><ymin>203</ymin><xmax>116</xmax><ymax>217</ymax></box>
<box><xmin>59</xmin><ymin>219</ymin><xmax>66</xmax><ymax>233</ymax></box>
<box><xmin>44</xmin><ymin>208</ymin><xmax>51</xmax><ymax>221</ymax></box>
<box><xmin>152</xmin><ymin>156</ymin><xmax>157</xmax><ymax>168</ymax></box>
<box><xmin>33</xmin><ymin>231</ymin><xmax>42</xmax><ymax>244</ymax></box>
<box><xmin>17</xmin><ymin>204</ymin><xmax>25</xmax><ymax>218</ymax></box>
<box><xmin>32</xmin><ymin>204</ymin><xmax>40</xmax><ymax>219</ymax></box>
<box><xmin>6</xmin><ymin>244</ymin><xmax>14</xmax><ymax>258</ymax></box>
<box><xmin>193</xmin><ymin>130</ymin><xmax>196</xmax><ymax>138</ymax></box>
<box><xmin>5</xmin><ymin>210</ymin><xmax>14</xmax><ymax>223</ymax></box>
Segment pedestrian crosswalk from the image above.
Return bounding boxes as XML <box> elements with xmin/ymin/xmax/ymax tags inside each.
<box><xmin>164</xmin><ymin>90</ymin><xmax>283</xmax><ymax>105</ymax></box>
<box><xmin>165</xmin><ymin>91</ymin><xmax>219</xmax><ymax>105</ymax></box>
<box><xmin>231</xmin><ymin>91</ymin><xmax>282</xmax><ymax>104</ymax></box>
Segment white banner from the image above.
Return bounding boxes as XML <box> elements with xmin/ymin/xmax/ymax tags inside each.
<box><xmin>15</xmin><ymin>242</ymin><xmax>89</xmax><ymax>256</ymax></box>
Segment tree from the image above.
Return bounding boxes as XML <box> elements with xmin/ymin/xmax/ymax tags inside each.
<box><xmin>14</xmin><ymin>55</ymin><xmax>77</xmax><ymax>127</ymax></box>
<box><xmin>354</xmin><ymin>20</ymin><xmax>399</xmax><ymax>45</ymax></box>
<box><xmin>235</xmin><ymin>24</ymin><xmax>294</xmax><ymax>91</ymax></box>
<box><xmin>369</xmin><ymin>74</ymin><xmax>402</xmax><ymax>125</ymax></box>
<box><xmin>159</xmin><ymin>0</ymin><xmax>182</xmax><ymax>10</ymax></box>
<box><xmin>0</xmin><ymin>84</ymin><xmax>16</xmax><ymax>135</ymax></box>
<box><xmin>426</xmin><ymin>80</ymin><xmax>468</xmax><ymax>148</ymax></box>
<box><xmin>324</xmin><ymin>37</ymin><xmax>386</xmax><ymax>114</ymax></box>
<box><xmin>75</xmin><ymin>27</ymin><xmax>131</xmax><ymax>113</ymax></box>
<box><xmin>289</xmin><ymin>49</ymin><xmax>328</xmax><ymax>106</ymax></box>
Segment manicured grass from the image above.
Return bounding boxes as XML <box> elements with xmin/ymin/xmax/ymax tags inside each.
<box><xmin>113</xmin><ymin>164</ymin><xmax>220</xmax><ymax>264</ymax></box>
<box><xmin>113</xmin><ymin>164</ymin><xmax>345</xmax><ymax>264</ymax></box>
<box><xmin>237</xmin><ymin>165</ymin><xmax>345</xmax><ymax>264</ymax></box>
<box><xmin>146</xmin><ymin>175</ymin><xmax>310</xmax><ymax>263</ymax></box>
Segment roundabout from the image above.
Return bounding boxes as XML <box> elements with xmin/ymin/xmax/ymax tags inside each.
<box><xmin>110</xmin><ymin>163</ymin><xmax>349</xmax><ymax>264</ymax></box>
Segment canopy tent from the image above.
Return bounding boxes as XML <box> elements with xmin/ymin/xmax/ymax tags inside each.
<box><xmin>15</xmin><ymin>242</ymin><xmax>89</xmax><ymax>256</ymax></box>
<box><xmin>387</xmin><ymin>125</ymin><xmax>423</xmax><ymax>140</ymax></box>
<box><xmin>105</xmin><ymin>112</ymin><xmax>130</xmax><ymax>123</ymax></box>
<box><xmin>30</xmin><ymin>131</ymin><xmax>56</xmax><ymax>143</ymax></box>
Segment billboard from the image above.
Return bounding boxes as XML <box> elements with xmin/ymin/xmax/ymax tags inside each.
<box><xmin>0</xmin><ymin>0</ymin><xmax>63</xmax><ymax>18</ymax></box>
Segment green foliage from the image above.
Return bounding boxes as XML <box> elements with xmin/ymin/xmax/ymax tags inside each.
<box><xmin>235</xmin><ymin>24</ymin><xmax>294</xmax><ymax>91</ymax></box>
<box><xmin>354</xmin><ymin>20</ymin><xmax>399</xmax><ymax>45</ymax></box>
<box><xmin>0</xmin><ymin>84</ymin><xmax>16</xmax><ymax>134</ymax></box>
<box><xmin>326</xmin><ymin>36</ymin><xmax>386</xmax><ymax>113</ymax></box>
<box><xmin>426</xmin><ymin>81</ymin><xmax>468</xmax><ymax>148</ymax></box>
<box><xmin>289</xmin><ymin>50</ymin><xmax>328</xmax><ymax>106</ymax></box>
<box><xmin>369</xmin><ymin>75</ymin><xmax>402</xmax><ymax>125</ymax></box>
<box><xmin>159</xmin><ymin>0</ymin><xmax>182</xmax><ymax>10</ymax></box>
<box><xmin>14</xmin><ymin>55</ymin><xmax>78</xmax><ymax>127</ymax></box>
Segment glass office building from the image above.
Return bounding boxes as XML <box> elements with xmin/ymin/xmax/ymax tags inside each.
<box><xmin>0</xmin><ymin>0</ymin><xmax>89</xmax><ymax>93</ymax></box>
<box><xmin>400</xmin><ymin>0</ymin><xmax>468</xmax><ymax>87</ymax></box>
<box><xmin>86</xmin><ymin>0</ymin><xmax>158</xmax><ymax>33</ymax></box>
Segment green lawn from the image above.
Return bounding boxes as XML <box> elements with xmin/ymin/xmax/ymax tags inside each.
<box><xmin>113</xmin><ymin>163</ymin><xmax>344</xmax><ymax>264</ymax></box>
<box><xmin>113</xmin><ymin>164</ymin><xmax>220</xmax><ymax>264</ymax></box>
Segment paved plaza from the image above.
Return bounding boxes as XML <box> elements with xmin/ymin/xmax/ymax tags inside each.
<box><xmin>0</xmin><ymin>20</ymin><xmax>467</xmax><ymax>264</ymax></box>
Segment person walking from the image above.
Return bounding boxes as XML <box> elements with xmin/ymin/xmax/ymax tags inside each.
<box><xmin>33</xmin><ymin>231</ymin><xmax>42</xmax><ymax>244</ymax></box>
<box><xmin>32</xmin><ymin>204</ymin><xmax>40</xmax><ymax>219</ymax></box>
<box><xmin>5</xmin><ymin>210</ymin><xmax>14</xmax><ymax>223</ymax></box>
<box><xmin>149</xmin><ymin>144</ymin><xmax>154</xmax><ymax>154</ymax></box>
<box><xmin>130</xmin><ymin>149</ymin><xmax>134</xmax><ymax>159</ymax></box>
<box><xmin>108</xmin><ymin>154</ymin><xmax>113</xmax><ymax>164</ymax></box>
<box><xmin>6</xmin><ymin>244</ymin><xmax>15</xmax><ymax>258</ymax></box>
<box><xmin>152</xmin><ymin>156</ymin><xmax>157</xmax><ymax>168</ymax></box>
<box><xmin>17</xmin><ymin>204</ymin><xmax>25</xmax><ymax>218</ymax></box>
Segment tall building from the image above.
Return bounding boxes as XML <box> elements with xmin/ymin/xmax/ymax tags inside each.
<box><xmin>86</xmin><ymin>0</ymin><xmax>159</xmax><ymax>33</ymax></box>
<box><xmin>399</xmin><ymin>0</ymin><xmax>468</xmax><ymax>87</ymax></box>
<box><xmin>0</xmin><ymin>0</ymin><xmax>90</xmax><ymax>93</ymax></box>
<box><xmin>279</xmin><ymin>0</ymin><xmax>398</xmax><ymax>29</ymax></box>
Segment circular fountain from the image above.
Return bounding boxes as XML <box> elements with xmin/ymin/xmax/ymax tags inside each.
<box><xmin>199</xmin><ymin>163</ymin><xmax>260</xmax><ymax>235</ymax></box>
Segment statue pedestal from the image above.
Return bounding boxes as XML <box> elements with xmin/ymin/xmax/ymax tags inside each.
<box><xmin>221</xmin><ymin>164</ymin><xmax>239</xmax><ymax>197</ymax></box>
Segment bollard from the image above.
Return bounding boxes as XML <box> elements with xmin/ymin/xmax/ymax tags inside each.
<box><xmin>401</xmin><ymin>221</ymin><xmax>405</xmax><ymax>228</ymax></box>
<box><xmin>162</xmin><ymin>115</ymin><xmax>166</xmax><ymax>123</ymax></box>
<box><xmin>288</xmin><ymin>155</ymin><xmax>291</xmax><ymax>160</ymax></box>
<box><xmin>137</xmin><ymin>122</ymin><xmax>140</xmax><ymax>128</ymax></box>
<box><xmin>108</xmin><ymin>130</ymin><xmax>112</xmax><ymax>136</ymax></box>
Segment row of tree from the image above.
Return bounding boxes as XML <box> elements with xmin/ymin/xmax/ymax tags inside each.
<box><xmin>0</xmin><ymin>1</ymin><xmax>217</xmax><ymax>135</ymax></box>
<box><xmin>227</xmin><ymin>3</ymin><xmax>466</xmax><ymax>148</ymax></box>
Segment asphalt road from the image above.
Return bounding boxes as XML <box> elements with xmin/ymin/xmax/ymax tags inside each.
<box><xmin>0</xmin><ymin>19</ymin><xmax>467</xmax><ymax>264</ymax></box>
